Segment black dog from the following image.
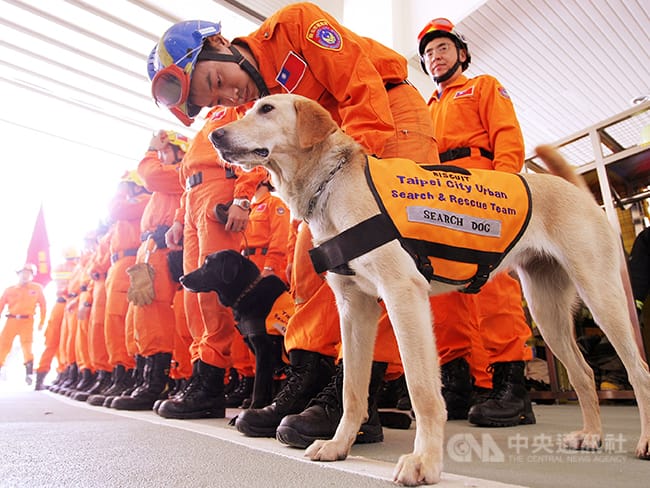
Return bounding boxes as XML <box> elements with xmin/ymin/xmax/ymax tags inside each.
<box><xmin>181</xmin><ymin>250</ymin><xmax>286</xmax><ymax>409</ymax></box>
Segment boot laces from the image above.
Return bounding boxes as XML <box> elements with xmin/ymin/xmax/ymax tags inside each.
<box><xmin>273</xmin><ymin>364</ymin><xmax>310</xmax><ymax>404</ymax></box>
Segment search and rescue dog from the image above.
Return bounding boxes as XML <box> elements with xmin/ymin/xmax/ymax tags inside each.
<box><xmin>209</xmin><ymin>93</ymin><xmax>650</xmax><ymax>486</ymax></box>
<box><xmin>181</xmin><ymin>250</ymin><xmax>286</xmax><ymax>410</ymax></box>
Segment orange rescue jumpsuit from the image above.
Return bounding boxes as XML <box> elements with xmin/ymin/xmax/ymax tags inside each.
<box><xmin>232</xmin><ymin>189</ymin><xmax>292</xmax><ymax>377</ymax></box>
<box><xmin>128</xmin><ymin>149</ymin><xmax>184</xmax><ymax>357</ymax></box>
<box><xmin>59</xmin><ymin>253</ymin><xmax>91</xmax><ymax>371</ymax></box>
<box><xmin>36</xmin><ymin>259</ymin><xmax>77</xmax><ymax>374</ymax></box>
<box><xmin>428</xmin><ymin>74</ymin><xmax>533</xmax><ymax>386</ymax></box>
<box><xmin>237</xmin><ymin>3</ymin><xmax>439</xmax><ymax>365</ymax></box>
<box><xmin>88</xmin><ymin>230</ymin><xmax>112</xmax><ymax>373</ymax></box>
<box><xmin>104</xmin><ymin>184</ymin><xmax>150</xmax><ymax>369</ymax></box>
<box><xmin>0</xmin><ymin>280</ymin><xmax>46</xmax><ymax>367</ymax></box>
<box><xmin>176</xmin><ymin>106</ymin><xmax>265</xmax><ymax>370</ymax></box>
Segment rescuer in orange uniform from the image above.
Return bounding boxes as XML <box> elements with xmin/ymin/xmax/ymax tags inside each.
<box><xmin>68</xmin><ymin>244</ymin><xmax>99</xmax><ymax>396</ymax></box>
<box><xmin>73</xmin><ymin>227</ymin><xmax>114</xmax><ymax>402</ymax></box>
<box><xmin>0</xmin><ymin>264</ymin><xmax>46</xmax><ymax>385</ymax></box>
<box><xmin>418</xmin><ymin>18</ymin><xmax>535</xmax><ymax>426</ymax></box>
<box><xmin>35</xmin><ymin>248</ymin><xmax>79</xmax><ymax>390</ymax></box>
<box><xmin>52</xmin><ymin>243</ymin><xmax>92</xmax><ymax>395</ymax></box>
<box><xmin>225</xmin><ymin>177</ymin><xmax>292</xmax><ymax>409</ymax></box>
<box><xmin>111</xmin><ymin>130</ymin><xmax>189</xmax><ymax>411</ymax></box>
<box><xmin>148</xmin><ymin>2</ymin><xmax>439</xmax><ymax>443</ymax></box>
<box><xmin>87</xmin><ymin>172</ymin><xmax>150</xmax><ymax>406</ymax></box>
<box><xmin>153</xmin><ymin>106</ymin><xmax>265</xmax><ymax>420</ymax></box>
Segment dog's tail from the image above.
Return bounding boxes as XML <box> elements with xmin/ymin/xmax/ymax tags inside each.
<box><xmin>535</xmin><ymin>144</ymin><xmax>591</xmax><ymax>195</ymax></box>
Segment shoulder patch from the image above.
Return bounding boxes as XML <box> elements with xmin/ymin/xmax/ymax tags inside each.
<box><xmin>306</xmin><ymin>19</ymin><xmax>342</xmax><ymax>51</ymax></box>
<box><xmin>276</xmin><ymin>206</ymin><xmax>286</xmax><ymax>215</ymax></box>
<box><xmin>256</xmin><ymin>203</ymin><xmax>267</xmax><ymax>212</ymax></box>
<box><xmin>498</xmin><ymin>86</ymin><xmax>511</xmax><ymax>100</ymax></box>
<box><xmin>454</xmin><ymin>86</ymin><xmax>474</xmax><ymax>99</ymax></box>
<box><xmin>276</xmin><ymin>52</ymin><xmax>307</xmax><ymax>93</ymax></box>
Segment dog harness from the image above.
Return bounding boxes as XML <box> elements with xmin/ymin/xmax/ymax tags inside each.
<box><xmin>309</xmin><ymin>156</ymin><xmax>532</xmax><ymax>293</ymax></box>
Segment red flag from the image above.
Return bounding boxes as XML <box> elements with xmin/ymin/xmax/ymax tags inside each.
<box><xmin>26</xmin><ymin>204</ymin><xmax>51</xmax><ymax>287</ymax></box>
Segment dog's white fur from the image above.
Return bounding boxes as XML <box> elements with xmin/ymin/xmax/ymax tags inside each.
<box><xmin>210</xmin><ymin>94</ymin><xmax>650</xmax><ymax>486</ymax></box>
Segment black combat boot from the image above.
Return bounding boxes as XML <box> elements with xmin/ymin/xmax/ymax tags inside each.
<box><xmin>153</xmin><ymin>377</ymin><xmax>190</xmax><ymax>413</ymax></box>
<box><xmin>104</xmin><ymin>356</ymin><xmax>145</xmax><ymax>407</ymax></box>
<box><xmin>46</xmin><ymin>370</ymin><xmax>65</xmax><ymax>392</ymax></box>
<box><xmin>112</xmin><ymin>353</ymin><xmax>173</xmax><ymax>410</ymax></box>
<box><xmin>468</xmin><ymin>361</ymin><xmax>536</xmax><ymax>427</ymax></box>
<box><xmin>276</xmin><ymin>361</ymin><xmax>387</xmax><ymax>448</ymax></box>
<box><xmin>377</xmin><ymin>374</ymin><xmax>411</xmax><ymax>411</ymax></box>
<box><xmin>67</xmin><ymin>368</ymin><xmax>96</xmax><ymax>397</ymax></box>
<box><xmin>235</xmin><ymin>350</ymin><xmax>336</xmax><ymax>438</ymax></box>
<box><xmin>24</xmin><ymin>360</ymin><xmax>34</xmax><ymax>386</ymax></box>
<box><xmin>441</xmin><ymin>357</ymin><xmax>473</xmax><ymax>420</ymax></box>
<box><xmin>34</xmin><ymin>371</ymin><xmax>48</xmax><ymax>391</ymax></box>
<box><xmin>157</xmin><ymin>359</ymin><xmax>225</xmax><ymax>419</ymax></box>
<box><xmin>87</xmin><ymin>365</ymin><xmax>133</xmax><ymax>406</ymax></box>
<box><xmin>225</xmin><ymin>376</ymin><xmax>255</xmax><ymax>408</ymax></box>
<box><xmin>73</xmin><ymin>370</ymin><xmax>112</xmax><ymax>401</ymax></box>
<box><xmin>56</xmin><ymin>364</ymin><xmax>79</xmax><ymax>395</ymax></box>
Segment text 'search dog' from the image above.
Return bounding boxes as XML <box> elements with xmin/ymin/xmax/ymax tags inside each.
<box><xmin>209</xmin><ymin>94</ymin><xmax>650</xmax><ymax>486</ymax></box>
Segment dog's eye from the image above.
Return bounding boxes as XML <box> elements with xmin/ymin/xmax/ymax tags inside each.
<box><xmin>259</xmin><ymin>103</ymin><xmax>274</xmax><ymax>114</ymax></box>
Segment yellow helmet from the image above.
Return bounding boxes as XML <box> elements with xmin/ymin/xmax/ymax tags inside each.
<box><xmin>165</xmin><ymin>131</ymin><xmax>190</xmax><ymax>153</ymax></box>
<box><xmin>62</xmin><ymin>246</ymin><xmax>80</xmax><ymax>260</ymax></box>
<box><xmin>120</xmin><ymin>169</ymin><xmax>145</xmax><ymax>187</ymax></box>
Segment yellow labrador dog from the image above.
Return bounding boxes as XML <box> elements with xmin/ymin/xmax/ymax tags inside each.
<box><xmin>210</xmin><ymin>94</ymin><xmax>650</xmax><ymax>486</ymax></box>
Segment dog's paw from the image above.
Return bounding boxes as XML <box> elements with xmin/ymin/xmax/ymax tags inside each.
<box><xmin>304</xmin><ymin>439</ymin><xmax>349</xmax><ymax>462</ymax></box>
<box><xmin>393</xmin><ymin>452</ymin><xmax>442</xmax><ymax>486</ymax></box>
<box><xmin>562</xmin><ymin>430</ymin><xmax>601</xmax><ymax>451</ymax></box>
<box><xmin>636</xmin><ymin>436</ymin><xmax>650</xmax><ymax>460</ymax></box>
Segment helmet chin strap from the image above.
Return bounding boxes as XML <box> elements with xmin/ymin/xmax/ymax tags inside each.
<box><xmin>198</xmin><ymin>45</ymin><xmax>270</xmax><ymax>97</ymax></box>
<box><xmin>433</xmin><ymin>59</ymin><xmax>461</xmax><ymax>84</ymax></box>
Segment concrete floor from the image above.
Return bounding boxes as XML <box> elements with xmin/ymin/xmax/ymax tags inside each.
<box><xmin>0</xmin><ymin>382</ymin><xmax>647</xmax><ymax>488</ymax></box>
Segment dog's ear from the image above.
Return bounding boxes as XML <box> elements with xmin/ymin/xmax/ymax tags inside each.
<box><xmin>218</xmin><ymin>251</ymin><xmax>242</xmax><ymax>284</ymax></box>
<box><xmin>294</xmin><ymin>98</ymin><xmax>338</xmax><ymax>148</ymax></box>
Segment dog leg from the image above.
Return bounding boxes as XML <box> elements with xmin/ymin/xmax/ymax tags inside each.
<box><xmin>576</xmin><ymin>268</ymin><xmax>650</xmax><ymax>459</ymax></box>
<box><xmin>386</xmin><ymin>278</ymin><xmax>445</xmax><ymax>486</ymax></box>
<box><xmin>519</xmin><ymin>262</ymin><xmax>603</xmax><ymax>451</ymax></box>
<box><xmin>305</xmin><ymin>283</ymin><xmax>379</xmax><ymax>462</ymax></box>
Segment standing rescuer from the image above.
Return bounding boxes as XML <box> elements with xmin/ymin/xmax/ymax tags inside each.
<box><xmin>417</xmin><ymin>18</ymin><xmax>535</xmax><ymax>427</ymax></box>
<box><xmin>0</xmin><ymin>263</ymin><xmax>46</xmax><ymax>384</ymax></box>
<box><xmin>147</xmin><ymin>2</ymin><xmax>439</xmax><ymax>444</ymax></box>
<box><xmin>111</xmin><ymin>130</ymin><xmax>189</xmax><ymax>411</ymax></box>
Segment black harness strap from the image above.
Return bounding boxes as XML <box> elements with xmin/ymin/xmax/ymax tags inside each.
<box><xmin>309</xmin><ymin>213</ymin><xmax>400</xmax><ymax>275</ymax></box>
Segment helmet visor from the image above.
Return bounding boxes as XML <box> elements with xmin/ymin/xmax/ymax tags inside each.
<box><xmin>152</xmin><ymin>65</ymin><xmax>190</xmax><ymax>108</ymax></box>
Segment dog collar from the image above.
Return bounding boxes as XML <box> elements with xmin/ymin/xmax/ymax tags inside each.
<box><xmin>231</xmin><ymin>274</ymin><xmax>264</xmax><ymax>309</ymax></box>
<box><xmin>305</xmin><ymin>150</ymin><xmax>350</xmax><ymax>222</ymax></box>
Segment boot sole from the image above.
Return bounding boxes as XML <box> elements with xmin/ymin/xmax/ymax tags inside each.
<box><xmin>275</xmin><ymin>425</ymin><xmax>318</xmax><ymax>448</ymax></box>
<box><xmin>276</xmin><ymin>424</ymin><xmax>384</xmax><ymax>448</ymax></box>
<box><xmin>157</xmin><ymin>408</ymin><xmax>225</xmax><ymax>420</ymax></box>
<box><xmin>234</xmin><ymin>417</ymin><xmax>278</xmax><ymax>438</ymax></box>
<box><xmin>468</xmin><ymin>411</ymin><xmax>536</xmax><ymax>427</ymax></box>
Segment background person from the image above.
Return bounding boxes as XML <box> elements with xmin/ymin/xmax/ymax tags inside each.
<box><xmin>418</xmin><ymin>18</ymin><xmax>535</xmax><ymax>427</ymax></box>
<box><xmin>0</xmin><ymin>263</ymin><xmax>46</xmax><ymax>384</ymax></box>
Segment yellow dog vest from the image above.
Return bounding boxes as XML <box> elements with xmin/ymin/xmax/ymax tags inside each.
<box><xmin>365</xmin><ymin>157</ymin><xmax>531</xmax><ymax>287</ymax></box>
<box><xmin>309</xmin><ymin>156</ymin><xmax>531</xmax><ymax>292</ymax></box>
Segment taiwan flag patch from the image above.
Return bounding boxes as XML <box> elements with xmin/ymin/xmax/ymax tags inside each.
<box><xmin>454</xmin><ymin>86</ymin><xmax>475</xmax><ymax>99</ymax></box>
<box><xmin>276</xmin><ymin>52</ymin><xmax>307</xmax><ymax>93</ymax></box>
